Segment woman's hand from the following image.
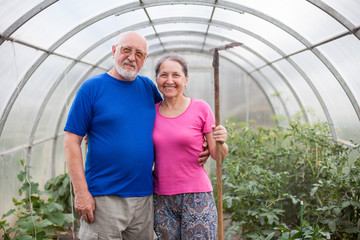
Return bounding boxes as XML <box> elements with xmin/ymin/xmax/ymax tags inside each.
<box><xmin>211</xmin><ymin>125</ymin><xmax>228</xmax><ymax>144</ymax></box>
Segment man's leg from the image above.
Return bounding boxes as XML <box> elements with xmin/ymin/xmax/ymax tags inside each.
<box><xmin>122</xmin><ymin>195</ymin><xmax>154</xmax><ymax>240</ymax></box>
<box><xmin>78</xmin><ymin>195</ymin><xmax>153</xmax><ymax>240</ymax></box>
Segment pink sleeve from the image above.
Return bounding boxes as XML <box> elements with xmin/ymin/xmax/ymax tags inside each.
<box><xmin>200</xmin><ymin>100</ymin><xmax>215</xmax><ymax>133</ymax></box>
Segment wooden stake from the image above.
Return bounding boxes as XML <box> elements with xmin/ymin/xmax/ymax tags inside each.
<box><xmin>212</xmin><ymin>49</ymin><xmax>224</xmax><ymax>240</ymax></box>
<box><xmin>210</xmin><ymin>42</ymin><xmax>242</xmax><ymax>240</ymax></box>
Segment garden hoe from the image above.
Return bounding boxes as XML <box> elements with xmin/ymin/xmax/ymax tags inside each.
<box><xmin>210</xmin><ymin>42</ymin><xmax>242</xmax><ymax>240</ymax></box>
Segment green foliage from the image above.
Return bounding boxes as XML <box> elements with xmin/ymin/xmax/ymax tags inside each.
<box><xmin>44</xmin><ymin>173</ymin><xmax>75</xmax><ymax>214</ymax></box>
<box><xmin>266</xmin><ymin>221</ymin><xmax>330</xmax><ymax>240</ymax></box>
<box><xmin>219</xmin><ymin>119</ymin><xmax>360</xmax><ymax>239</ymax></box>
<box><xmin>0</xmin><ymin>160</ymin><xmax>75</xmax><ymax>239</ymax></box>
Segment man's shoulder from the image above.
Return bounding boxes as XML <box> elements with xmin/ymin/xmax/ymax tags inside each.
<box><xmin>136</xmin><ymin>75</ymin><xmax>155</xmax><ymax>84</ymax></box>
<box><xmin>83</xmin><ymin>73</ymin><xmax>107</xmax><ymax>85</ymax></box>
<box><xmin>79</xmin><ymin>73</ymin><xmax>107</xmax><ymax>90</ymax></box>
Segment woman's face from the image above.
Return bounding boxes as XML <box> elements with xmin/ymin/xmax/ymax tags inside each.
<box><xmin>156</xmin><ymin>60</ymin><xmax>188</xmax><ymax>98</ymax></box>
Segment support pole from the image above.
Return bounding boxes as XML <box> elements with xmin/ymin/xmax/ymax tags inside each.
<box><xmin>212</xmin><ymin>49</ymin><xmax>224</xmax><ymax>240</ymax></box>
<box><xmin>210</xmin><ymin>42</ymin><xmax>242</xmax><ymax>240</ymax></box>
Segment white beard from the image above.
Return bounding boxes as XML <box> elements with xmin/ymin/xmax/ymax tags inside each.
<box><xmin>115</xmin><ymin>60</ymin><xmax>138</xmax><ymax>80</ymax></box>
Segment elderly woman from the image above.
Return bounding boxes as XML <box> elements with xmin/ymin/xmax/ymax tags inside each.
<box><xmin>152</xmin><ymin>53</ymin><xmax>228</xmax><ymax>239</ymax></box>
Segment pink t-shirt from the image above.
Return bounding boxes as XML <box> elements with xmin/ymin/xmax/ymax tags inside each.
<box><xmin>153</xmin><ymin>98</ymin><xmax>215</xmax><ymax>195</ymax></box>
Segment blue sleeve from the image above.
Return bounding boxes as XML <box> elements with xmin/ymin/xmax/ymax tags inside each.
<box><xmin>150</xmin><ymin>79</ymin><xmax>162</xmax><ymax>103</ymax></box>
<box><xmin>64</xmin><ymin>89</ymin><xmax>92</xmax><ymax>136</ymax></box>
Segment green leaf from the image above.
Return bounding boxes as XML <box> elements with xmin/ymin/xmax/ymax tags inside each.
<box><xmin>265</xmin><ymin>232</ymin><xmax>275</xmax><ymax>240</ymax></box>
<box><xmin>17</xmin><ymin>171</ymin><xmax>27</xmax><ymax>182</ymax></box>
<box><xmin>326</xmin><ymin>220</ymin><xmax>336</xmax><ymax>232</ymax></box>
<box><xmin>36</xmin><ymin>219</ymin><xmax>54</xmax><ymax>229</ymax></box>
<box><xmin>19</xmin><ymin>159</ymin><xmax>25</xmax><ymax>166</ymax></box>
<box><xmin>63</xmin><ymin>213</ymin><xmax>74</xmax><ymax>223</ymax></box>
<box><xmin>35</xmin><ymin>231</ymin><xmax>47</xmax><ymax>240</ymax></box>
<box><xmin>16</xmin><ymin>216</ymin><xmax>39</xmax><ymax>230</ymax></box>
<box><xmin>2</xmin><ymin>209</ymin><xmax>15</xmax><ymax>218</ymax></box>
<box><xmin>349</xmin><ymin>201</ymin><xmax>360</xmax><ymax>209</ymax></box>
<box><xmin>43</xmin><ymin>202</ymin><xmax>64</xmax><ymax>214</ymax></box>
<box><xmin>14</xmin><ymin>235</ymin><xmax>33</xmax><ymax>240</ymax></box>
<box><xmin>344</xmin><ymin>226</ymin><xmax>359</xmax><ymax>234</ymax></box>
<box><xmin>0</xmin><ymin>220</ymin><xmax>9</xmax><ymax>227</ymax></box>
<box><xmin>47</xmin><ymin>212</ymin><xmax>65</xmax><ymax>226</ymax></box>
<box><xmin>310</xmin><ymin>186</ymin><xmax>318</xmax><ymax>196</ymax></box>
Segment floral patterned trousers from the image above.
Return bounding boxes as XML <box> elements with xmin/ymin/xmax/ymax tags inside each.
<box><xmin>154</xmin><ymin>192</ymin><xmax>217</xmax><ymax>240</ymax></box>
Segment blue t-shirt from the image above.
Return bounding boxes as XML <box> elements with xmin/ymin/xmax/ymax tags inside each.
<box><xmin>64</xmin><ymin>73</ymin><xmax>162</xmax><ymax>197</ymax></box>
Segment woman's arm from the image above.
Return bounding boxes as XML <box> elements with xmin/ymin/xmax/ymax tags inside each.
<box><xmin>204</xmin><ymin>125</ymin><xmax>228</xmax><ymax>161</ymax></box>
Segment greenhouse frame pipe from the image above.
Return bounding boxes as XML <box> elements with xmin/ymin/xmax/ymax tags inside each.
<box><xmin>172</xmin><ymin>0</ymin><xmax>360</xmax><ymax>124</ymax></box>
<box><xmin>1</xmin><ymin>0</ymin><xmax>358</xmax><ymax>167</ymax></box>
<box><xmin>147</xmin><ymin>31</ymin><xmax>302</xmax><ymax>109</ymax></box>
<box><xmin>2</xmin><ymin>0</ymin><xmax>359</xmax><ymax>124</ymax></box>
<box><xmin>0</xmin><ymin>16</ymin><xmax>291</xmax><ymax>140</ymax></box>
<box><xmin>26</xmin><ymin>50</ymin><xmax>108</xmax><ymax>160</ymax></box>
<box><xmin>27</xmin><ymin>28</ymin><xmax>293</xmax><ymax>159</ymax></box>
<box><xmin>152</xmin><ymin>41</ymin><xmax>291</xmax><ymax>120</ymax></box>
<box><xmin>51</xmin><ymin>65</ymin><xmax>97</xmax><ymax>177</ymax></box>
<box><xmin>141</xmin><ymin>19</ymin><xmax>337</xmax><ymax>125</ymax></box>
<box><xmin>149</xmin><ymin>45</ymin><xmax>284</xmax><ymax>121</ymax></box>
<box><xmin>25</xmin><ymin>62</ymin><xmax>80</xmax><ymax>166</ymax></box>
<box><xmin>307</xmin><ymin>0</ymin><xmax>360</xmax><ymax>40</ymax></box>
<box><xmin>51</xmin><ymin>52</ymin><xmax>110</xmax><ymax>177</ymax></box>
<box><xmin>144</xmin><ymin>18</ymin><xmax>355</xmax><ymax>131</ymax></box>
<box><xmin>0</xmin><ymin>0</ymin><xmax>58</xmax><ymax>45</ymax></box>
<box><xmin>1</xmin><ymin>1</ymin><xmax>354</xmax><ymax>143</ymax></box>
<box><xmin>0</xmin><ymin>14</ymin><xmax>336</xmax><ymax>141</ymax></box>
<box><xmin>312</xmin><ymin>48</ymin><xmax>360</xmax><ymax>124</ymax></box>
<box><xmin>0</xmin><ymin>37</ymin><xmax>108</xmax><ymax>139</ymax></box>
<box><xmin>0</xmin><ymin>52</ymin><xmax>49</xmax><ymax>137</ymax></box>
<box><xmin>2</xmin><ymin>26</ymin><xmax>283</xmax><ymax>158</ymax></box>
<box><xmin>50</xmin><ymin>48</ymin><xmax>279</xmax><ymax>172</ymax></box>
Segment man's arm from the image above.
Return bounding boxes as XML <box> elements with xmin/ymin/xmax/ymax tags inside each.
<box><xmin>198</xmin><ymin>140</ymin><xmax>210</xmax><ymax>166</ymax></box>
<box><xmin>64</xmin><ymin>131</ymin><xmax>95</xmax><ymax>223</ymax></box>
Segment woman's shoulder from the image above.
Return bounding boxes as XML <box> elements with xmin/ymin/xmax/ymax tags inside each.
<box><xmin>191</xmin><ymin>98</ymin><xmax>211</xmax><ymax>109</ymax></box>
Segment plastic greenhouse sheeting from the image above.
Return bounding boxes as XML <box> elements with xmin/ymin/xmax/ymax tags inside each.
<box><xmin>0</xmin><ymin>0</ymin><xmax>359</xmax><ymax>222</ymax></box>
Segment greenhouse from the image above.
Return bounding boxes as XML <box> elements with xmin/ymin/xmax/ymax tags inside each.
<box><xmin>1</xmin><ymin>0</ymin><xmax>359</xmax><ymax>239</ymax></box>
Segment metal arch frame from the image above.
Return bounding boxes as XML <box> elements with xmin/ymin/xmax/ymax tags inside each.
<box><xmin>0</xmin><ymin>15</ymin><xmax>296</xmax><ymax>140</ymax></box>
<box><xmin>0</xmin><ymin>0</ymin><xmax>351</xmax><ymax>138</ymax></box>
<box><xmin>138</xmin><ymin>18</ymin><xmax>336</xmax><ymax>134</ymax></box>
<box><xmin>150</xmin><ymin>40</ymin><xmax>291</xmax><ymax>120</ymax></box>
<box><xmin>15</xmin><ymin>27</ymin><xmax>292</xmax><ymax>164</ymax></box>
<box><xmin>137</xmin><ymin>0</ymin><xmax>360</xmax><ymax>129</ymax></box>
<box><xmin>307</xmin><ymin>0</ymin><xmax>360</xmax><ymax>40</ymax></box>
<box><xmin>147</xmin><ymin>30</ymin><xmax>308</xmax><ymax>121</ymax></box>
<box><xmin>48</xmin><ymin>48</ymin><xmax>278</xmax><ymax>173</ymax></box>
<box><xmin>0</xmin><ymin>26</ymin><xmax>287</xmax><ymax>158</ymax></box>
<box><xmin>0</xmin><ymin>12</ymin><xmax>339</xmax><ymax>151</ymax></box>
<box><xmin>29</xmin><ymin>23</ymin><xmax>306</xmax><ymax>160</ymax></box>
<box><xmin>0</xmin><ymin>14</ymin><xmax>336</xmax><ymax>147</ymax></box>
<box><xmin>0</xmin><ymin>40</ymin><xmax>108</xmax><ymax>138</ymax></box>
<box><xmin>0</xmin><ymin>0</ymin><xmax>59</xmax><ymax>45</ymax></box>
<box><xmin>147</xmin><ymin>31</ymin><xmax>309</xmax><ymax>122</ymax></box>
<box><xmin>1</xmin><ymin>0</ymin><xmax>358</xmax><ymax>151</ymax></box>
<box><xmin>51</xmin><ymin>53</ymin><xmax>111</xmax><ymax>177</ymax></box>
<box><xmin>149</xmin><ymin>48</ymin><xmax>278</xmax><ymax>118</ymax></box>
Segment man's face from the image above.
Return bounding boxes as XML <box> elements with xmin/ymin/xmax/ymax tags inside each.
<box><xmin>112</xmin><ymin>34</ymin><xmax>148</xmax><ymax>81</ymax></box>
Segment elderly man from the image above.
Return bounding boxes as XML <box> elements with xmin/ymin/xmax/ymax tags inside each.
<box><xmin>64</xmin><ymin>31</ymin><xmax>208</xmax><ymax>239</ymax></box>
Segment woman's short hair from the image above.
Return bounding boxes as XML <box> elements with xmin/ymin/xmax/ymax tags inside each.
<box><xmin>155</xmin><ymin>53</ymin><xmax>188</xmax><ymax>78</ymax></box>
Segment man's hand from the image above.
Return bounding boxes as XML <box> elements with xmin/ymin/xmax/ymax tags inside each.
<box><xmin>198</xmin><ymin>140</ymin><xmax>210</xmax><ymax>166</ymax></box>
<box><xmin>75</xmin><ymin>191</ymin><xmax>96</xmax><ymax>223</ymax></box>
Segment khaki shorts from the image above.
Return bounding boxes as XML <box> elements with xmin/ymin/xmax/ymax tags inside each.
<box><xmin>78</xmin><ymin>195</ymin><xmax>154</xmax><ymax>240</ymax></box>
